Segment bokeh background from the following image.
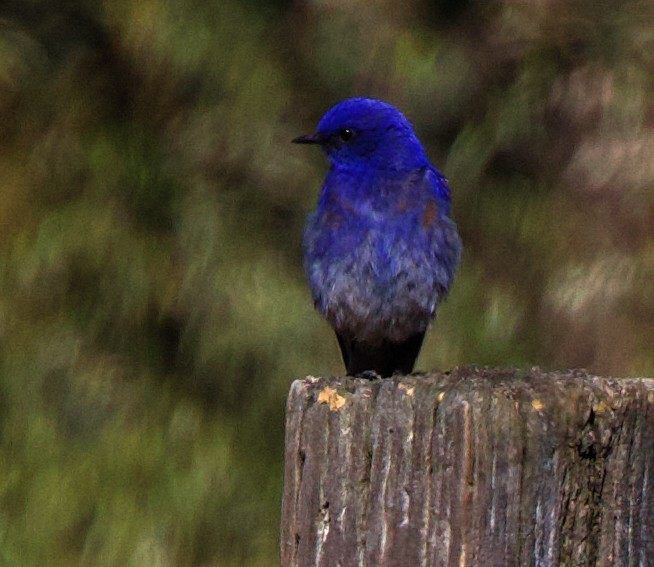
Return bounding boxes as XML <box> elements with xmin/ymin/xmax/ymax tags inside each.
<box><xmin>1</xmin><ymin>0</ymin><xmax>653</xmax><ymax>564</ymax></box>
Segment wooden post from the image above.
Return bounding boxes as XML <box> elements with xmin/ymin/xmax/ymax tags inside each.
<box><xmin>280</xmin><ymin>368</ymin><xmax>654</xmax><ymax>567</ymax></box>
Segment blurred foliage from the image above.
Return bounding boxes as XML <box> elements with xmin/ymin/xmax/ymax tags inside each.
<box><xmin>0</xmin><ymin>0</ymin><xmax>653</xmax><ymax>564</ymax></box>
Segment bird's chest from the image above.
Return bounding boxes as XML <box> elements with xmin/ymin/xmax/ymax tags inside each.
<box><xmin>303</xmin><ymin>168</ymin><xmax>445</xmax><ymax>292</ymax></box>
<box><xmin>309</xmin><ymin>188</ymin><xmax>434</xmax><ymax>257</ymax></box>
<box><xmin>306</xmin><ymin>202</ymin><xmax>430</xmax><ymax>292</ymax></box>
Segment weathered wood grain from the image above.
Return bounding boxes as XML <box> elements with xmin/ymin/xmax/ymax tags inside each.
<box><xmin>280</xmin><ymin>368</ymin><xmax>654</xmax><ymax>567</ymax></box>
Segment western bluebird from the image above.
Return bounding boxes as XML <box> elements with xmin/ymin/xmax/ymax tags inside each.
<box><xmin>294</xmin><ymin>98</ymin><xmax>461</xmax><ymax>377</ymax></box>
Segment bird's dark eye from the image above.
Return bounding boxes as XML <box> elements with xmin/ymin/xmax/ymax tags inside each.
<box><xmin>338</xmin><ymin>128</ymin><xmax>355</xmax><ymax>142</ymax></box>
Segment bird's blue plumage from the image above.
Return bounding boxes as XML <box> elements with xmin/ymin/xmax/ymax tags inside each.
<box><xmin>294</xmin><ymin>98</ymin><xmax>461</xmax><ymax>376</ymax></box>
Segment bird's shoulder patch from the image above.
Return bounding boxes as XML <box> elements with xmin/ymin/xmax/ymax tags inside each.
<box><xmin>323</xmin><ymin>209</ymin><xmax>344</xmax><ymax>230</ymax></box>
<box><xmin>422</xmin><ymin>199</ymin><xmax>440</xmax><ymax>230</ymax></box>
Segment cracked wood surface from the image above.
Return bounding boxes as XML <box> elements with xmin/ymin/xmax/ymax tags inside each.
<box><xmin>280</xmin><ymin>368</ymin><xmax>654</xmax><ymax>567</ymax></box>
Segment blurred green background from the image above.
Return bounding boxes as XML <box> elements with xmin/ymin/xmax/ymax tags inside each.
<box><xmin>1</xmin><ymin>0</ymin><xmax>653</xmax><ymax>564</ymax></box>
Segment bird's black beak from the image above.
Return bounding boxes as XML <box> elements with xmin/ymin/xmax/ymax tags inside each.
<box><xmin>292</xmin><ymin>133</ymin><xmax>324</xmax><ymax>145</ymax></box>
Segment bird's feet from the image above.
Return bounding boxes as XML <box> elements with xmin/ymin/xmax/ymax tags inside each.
<box><xmin>355</xmin><ymin>370</ymin><xmax>381</xmax><ymax>380</ymax></box>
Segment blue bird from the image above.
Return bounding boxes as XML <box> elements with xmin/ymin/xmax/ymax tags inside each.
<box><xmin>294</xmin><ymin>98</ymin><xmax>461</xmax><ymax>377</ymax></box>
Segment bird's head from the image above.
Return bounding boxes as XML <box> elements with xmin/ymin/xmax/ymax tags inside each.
<box><xmin>293</xmin><ymin>98</ymin><xmax>429</xmax><ymax>172</ymax></box>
